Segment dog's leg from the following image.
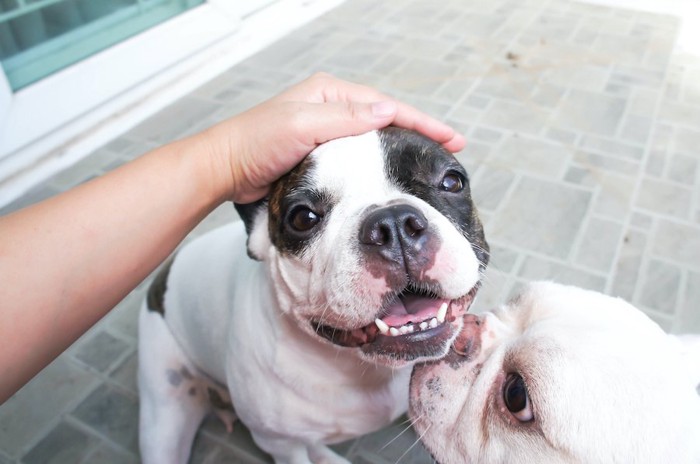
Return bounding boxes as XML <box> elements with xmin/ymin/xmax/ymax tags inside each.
<box><xmin>138</xmin><ymin>305</ymin><xmax>209</xmax><ymax>464</ymax></box>
<box><xmin>308</xmin><ymin>444</ymin><xmax>352</xmax><ymax>464</ymax></box>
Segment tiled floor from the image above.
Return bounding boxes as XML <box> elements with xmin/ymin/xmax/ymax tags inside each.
<box><xmin>2</xmin><ymin>0</ymin><xmax>700</xmax><ymax>462</ymax></box>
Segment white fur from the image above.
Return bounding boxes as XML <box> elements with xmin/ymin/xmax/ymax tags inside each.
<box><xmin>410</xmin><ymin>281</ymin><xmax>700</xmax><ymax>464</ymax></box>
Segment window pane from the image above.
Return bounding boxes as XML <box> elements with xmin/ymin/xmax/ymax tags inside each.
<box><xmin>0</xmin><ymin>0</ymin><xmax>204</xmax><ymax>91</ymax></box>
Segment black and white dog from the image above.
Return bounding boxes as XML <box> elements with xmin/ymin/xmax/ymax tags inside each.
<box><xmin>138</xmin><ymin>128</ymin><xmax>489</xmax><ymax>463</ymax></box>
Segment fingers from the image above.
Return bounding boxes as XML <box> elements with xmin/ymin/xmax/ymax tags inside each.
<box><xmin>390</xmin><ymin>101</ymin><xmax>466</xmax><ymax>152</ymax></box>
<box><xmin>281</xmin><ymin>73</ymin><xmax>466</xmax><ymax>152</ymax></box>
<box><xmin>289</xmin><ymin>101</ymin><xmax>400</xmax><ymax>146</ymax></box>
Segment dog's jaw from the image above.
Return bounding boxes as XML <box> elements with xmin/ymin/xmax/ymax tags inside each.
<box><xmin>311</xmin><ymin>285</ymin><xmax>480</xmax><ymax>366</ymax></box>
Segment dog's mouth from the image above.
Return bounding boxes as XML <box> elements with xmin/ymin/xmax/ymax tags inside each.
<box><xmin>311</xmin><ymin>284</ymin><xmax>479</xmax><ymax>362</ymax></box>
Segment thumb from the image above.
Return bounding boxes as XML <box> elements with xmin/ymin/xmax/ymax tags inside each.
<box><xmin>307</xmin><ymin>100</ymin><xmax>398</xmax><ymax>145</ymax></box>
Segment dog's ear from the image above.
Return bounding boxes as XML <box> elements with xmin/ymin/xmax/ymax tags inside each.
<box><xmin>672</xmin><ymin>334</ymin><xmax>700</xmax><ymax>394</ymax></box>
<box><xmin>234</xmin><ymin>200</ymin><xmax>269</xmax><ymax>261</ymax></box>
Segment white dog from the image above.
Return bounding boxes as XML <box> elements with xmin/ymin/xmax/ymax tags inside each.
<box><xmin>410</xmin><ymin>281</ymin><xmax>700</xmax><ymax>464</ymax></box>
<box><xmin>138</xmin><ymin>128</ymin><xmax>489</xmax><ymax>463</ymax></box>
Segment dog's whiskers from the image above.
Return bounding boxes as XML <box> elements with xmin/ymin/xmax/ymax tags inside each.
<box><xmin>380</xmin><ymin>415</ymin><xmax>419</xmax><ymax>452</ymax></box>
<box><xmin>394</xmin><ymin>420</ymin><xmax>431</xmax><ymax>464</ymax></box>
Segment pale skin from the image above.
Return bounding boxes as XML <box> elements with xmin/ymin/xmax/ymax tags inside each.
<box><xmin>0</xmin><ymin>72</ymin><xmax>465</xmax><ymax>403</ymax></box>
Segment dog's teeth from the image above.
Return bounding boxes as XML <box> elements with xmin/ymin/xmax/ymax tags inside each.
<box><xmin>437</xmin><ymin>302</ymin><xmax>448</xmax><ymax>323</ymax></box>
<box><xmin>389</xmin><ymin>327</ymin><xmax>400</xmax><ymax>336</ymax></box>
<box><xmin>407</xmin><ymin>325</ymin><xmax>415</xmax><ymax>333</ymax></box>
<box><xmin>419</xmin><ymin>321</ymin><xmax>429</xmax><ymax>331</ymax></box>
<box><xmin>429</xmin><ymin>317</ymin><xmax>438</xmax><ymax>328</ymax></box>
<box><xmin>375</xmin><ymin>318</ymin><xmax>389</xmax><ymax>335</ymax></box>
<box><xmin>399</xmin><ymin>326</ymin><xmax>409</xmax><ymax>335</ymax></box>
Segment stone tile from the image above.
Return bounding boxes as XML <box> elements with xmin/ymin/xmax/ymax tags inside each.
<box><xmin>619</xmin><ymin>114</ymin><xmax>653</xmax><ymax>145</ymax></box>
<box><xmin>198</xmin><ymin>416</ymin><xmax>273</xmax><ymax>463</ymax></box>
<box><xmin>473</xmin><ymin>263</ymin><xmax>516</xmax><ymax>312</ymax></box>
<box><xmin>611</xmin><ymin>229</ymin><xmax>647</xmax><ymax>300</ymax></box>
<box><xmin>573</xmin><ymin>150</ymin><xmax>639</xmax><ymax>176</ymax></box>
<box><xmin>517</xmin><ymin>255</ymin><xmax>606</xmax><ymax>292</ymax></box>
<box><xmin>578</xmin><ymin>135</ymin><xmax>644</xmax><ymax>160</ymax></box>
<box><xmin>545</xmin><ymin>65</ymin><xmax>610</xmax><ymax>93</ymax></box>
<box><xmin>81</xmin><ymin>444</ymin><xmax>138</xmax><ymax>464</ymax></box>
<box><xmin>674</xmin><ymin>127</ymin><xmax>700</xmax><ymax>156</ymax></box>
<box><xmin>636</xmin><ymin>177</ymin><xmax>692</xmax><ymax>219</ymax></box>
<box><xmin>639</xmin><ymin>259</ymin><xmax>681</xmax><ymax>314</ymax></box>
<box><xmin>659</xmin><ymin>100</ymin><xmax>700</xmax><ymax>128</ymax></box>
<box><xmin>455</xmin><ymin>141</ymin><xmax>491</xmax><ymax>172</ymax></box>
<box><xmin>21</xmin><ymin>421</ymin><xmax>99</xmax><ymax>464</ymax></box>
<box><xmin>531</xmin><ymin>82</ymin><xmax>566</xmax><ymax>108</ymax></box>
<box><xmin>192</xmin><ymin>432</ymin><xmax>271</xmax><ymax>464</ymax></box>
<box><xmin>108</xmin><ymin>351</ymin><xmax>138</xmax><ymax>395</ymax></box>
<box><xmin>71</xmin><ymin>384</ymin><xmax>139</xmax><ymax>452</ymax></box>
<box><xmin>545</xmin><ymin>127</ymin><xmax>578</xmax><ymax>145</ymax></box>
<box><xmin>471</xmin><ymin>165</ymin><xmax>515</xmax><ymax>212</ymax></box>
<box><xmin>644</xmin><ymin>149</ymin><xmax>666</xmax><ymax>177</ymax></box>
<box><xmin>555</xmin><ymin>89</ymin><xmax>627</xmax><ymax>136</ymax></box>
<box><xmin>464</xmin><ymin>94</ymin><xmax>490</xmax><ymax>110</ymax></box>
<box><xmin>474</xmin><ymin>67</ymin><xmax>540</xmax><ymax>101</ymax></box>
<box><xmin>627</xmin><ymin>87</ymin><xmax>660</xmax><ymax>115</ymax></box>
<box><xmin>73</xmin><ymin>331</ymin><xmax>130</xmax><ymax>373</ymax></box>
<box><xmin>575</xmin><ymin>217</ymin><xmax>623</xmax><ymax>272</ymax></box>
<box><xmin>434</xmin><ymin>77</ymin><xmax>477</xmax><ymax>103</ymax></box>
<box><xmin>126</xmin><ymin>96</ymin><xmax>221</xmax><ymax>145</ymax></box>
<box><xmin>488</xmin><ymin>244</ymin><xmax>520</xmax><ymax>274</ymax></box>
<box><xmin>105</xmin><ymin>287</ymin><xmax>145</xmax><ymax>341</ymax></box>
<box><xmin>676</xmin><ymin>271</ymin><xmax>700</xmax><ymax>333</ymax></box>
<box><xmin>488</xmin><ymin>177</ymin><xmax>592</xmax><ymax>259</ymax></box>
<box><xmin>491</xmin><ymin>134</ymin><xmax>569</xmax><ymax>177</ymax></box>
<box><xmin>481</xmin><ymin>100</ymin><xmax>549</xmax><ymax>134</ymax></box>
<box><xmin>391</xmin><ymin>58</ymin><xmax>461</xmax><ymax>94</ymax></box>
<box><xmin>471</xmin><ymin>127</ymin><xmax>503</xmax><ymax>144</ymax></box>
<box><xmin>0</xmin><ymin>357</ymin><xmax>98</xmax><ymax>458</ymax></box>
<box><xmin>667</xmin><ymin>153</ymin><xmax>699</xmax><ymax>185</ymax></box>
<box><xmin>630</xmin><ymin>211</ymin><xmax>653</xmax><ymax>230</ymax></box>
<box><xmin>651</xmin><ymin>219</ymin><xmax>700</xmax><ymax>268</ymax></box>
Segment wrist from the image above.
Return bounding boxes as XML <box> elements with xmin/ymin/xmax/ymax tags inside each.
<box><xmin>182</xmin><ymin>121</ymin><xmax>239</xmax><ymax>206</ymax></box>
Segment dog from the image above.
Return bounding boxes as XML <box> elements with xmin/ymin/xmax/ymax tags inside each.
<box><xmin>137</xmin><ymin>127</ymin><xmax>489</xmax><ymax>463</ymax></box>
<box><xmin>410</xmin><ymin>281</ymin><xmax>700</xmax><ymax>464</ymax></box>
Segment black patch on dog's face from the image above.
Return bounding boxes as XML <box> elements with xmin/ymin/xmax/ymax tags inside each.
<box><xmin>265</xmin><ymin>156</ymin><xmax>336</xmax><ymax>256</ymax></box>
<box><xmin>379</xmin><ymin>127</ymin><xmax>489</xmax><ymax>268</ymax></box>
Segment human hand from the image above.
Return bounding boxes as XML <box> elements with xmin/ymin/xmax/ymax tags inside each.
<box><xmin>200</xmin><ymin>72</ymin><xmax>466</xmax><ymax>204</ymax></box>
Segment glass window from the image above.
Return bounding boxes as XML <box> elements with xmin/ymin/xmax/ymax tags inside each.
<box><xmin>0</xmin><ymin>0</ymin><xmax>204</xmax><ymax>91</ymax></box>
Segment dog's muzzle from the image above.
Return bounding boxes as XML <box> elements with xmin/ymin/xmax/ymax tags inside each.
<box><xmin>312</xmin><ymin>286</ymin><xmax>479</xmax><ymax>362</ymax></box>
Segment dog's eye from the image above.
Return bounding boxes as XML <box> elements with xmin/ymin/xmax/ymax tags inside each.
<box><xmin>439</xmin><ymin>172</ymin><xmax>464</xmax><ymax>193</ymax></box>
<box><xmin>503</xmin><ymin>373</ymin><xmax>534</xmax><ymax>422</ymax></box>
<box><xmin>289</xmin><ymin>206</ymin><xmax>321</xmax><ymax>232</ymax></box>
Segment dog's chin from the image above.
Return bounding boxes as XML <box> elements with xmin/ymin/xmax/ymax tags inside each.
<box><xmin>310</xmin><ymin>285</ymin><xmax>479</xmax><ymax>366</ymax></box>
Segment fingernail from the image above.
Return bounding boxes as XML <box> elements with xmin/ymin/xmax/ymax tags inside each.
<box><xmin>371</xmin><ymin>101</ymin><xmax>397</xmax><ymax>118</ymax></box>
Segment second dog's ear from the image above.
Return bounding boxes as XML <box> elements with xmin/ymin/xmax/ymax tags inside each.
<box><xmin>234</xmin><ymin>200</ymin><xmax>269</xmax><ymax>261</ymax></box>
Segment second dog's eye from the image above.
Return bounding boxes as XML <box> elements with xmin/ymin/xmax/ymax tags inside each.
<box><xmin>289</xmin><ymin>206</ymin><xmax>321</xmax><ymax>232</ymax></box>
<box><xmin>439</xmin><ymin>172</ymin><xmax>464</xmax><ymax>193</ymax></box>
<box><xmin>503</xmin><ymin>373</ymin><xmax>534</xmax><ymax>422</ymax></box>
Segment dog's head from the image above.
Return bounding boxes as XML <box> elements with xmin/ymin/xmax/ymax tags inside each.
<box><xmin>235</xmin><ymin>128</ymin><xmax>488</xmax><ymax>367</ymax></box>
<box><xmin>410</xmin><ymin>281</ymin><xmax>700</xmax><ymax>463</ymax></box>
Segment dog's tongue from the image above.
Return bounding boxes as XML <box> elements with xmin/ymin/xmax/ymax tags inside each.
<box><xmin>382</xmin><ymin>295</ymin><xmax>448</xmax><ymax>327</ymax></box>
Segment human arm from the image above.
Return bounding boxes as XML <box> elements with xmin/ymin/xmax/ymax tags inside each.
<box><xmin>0</xmin><ymin>73</ymin><xmax>465</xmax><ymax>403</ymax></box>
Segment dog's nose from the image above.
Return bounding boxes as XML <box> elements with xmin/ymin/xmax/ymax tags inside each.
<box><xmin>359</xmin><ymin>204</ymin><xmax>429</xmax><ymax>263</ymax></box>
